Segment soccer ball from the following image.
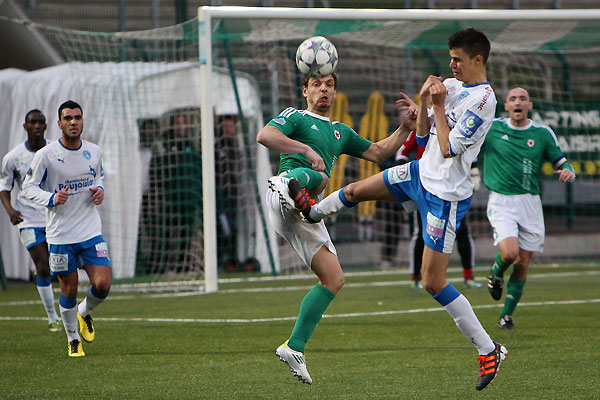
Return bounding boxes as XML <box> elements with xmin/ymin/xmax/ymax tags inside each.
<box><xmin>295</xmin><ymin>36</ymin><xmax>338</xmax><ymax>78</ymax></box>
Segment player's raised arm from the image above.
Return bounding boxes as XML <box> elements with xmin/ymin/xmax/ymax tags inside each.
<box><xmin>416</xmin><ymin>76</ymin><xmax>441</xmax><ymax>138</ymax></box>
<box><xmin>257</xmin><ymin>124</ymin><xmax>325</xmax><ymax>172</ymax></box>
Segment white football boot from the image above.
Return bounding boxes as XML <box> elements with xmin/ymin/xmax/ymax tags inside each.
<box><xmin>276</xmin><ymin>340</ymin><xmax>312</xmax><ymax>385</ymax></box>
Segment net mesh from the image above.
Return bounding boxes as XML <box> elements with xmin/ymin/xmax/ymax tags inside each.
<box><xmin>3</xmin><ymin>12</ymin><xmax>599</xmax><ymax>282</ymax></box>
<box><xmin>208</xmin><ymin>16</ymin><xmax>600</xmax><ymax>270</ymax></box>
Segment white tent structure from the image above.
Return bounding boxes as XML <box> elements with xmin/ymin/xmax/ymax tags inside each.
<box><xmin>0</xmin><ymin>62</ymin><xmax>278</xmax><ymax>282</ymax></box>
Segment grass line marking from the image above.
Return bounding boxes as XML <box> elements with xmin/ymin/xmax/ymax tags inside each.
<box><xmin>1</xmin><ymin>298</ymin><xmax>599</xmax><ymax>324</ymax></box>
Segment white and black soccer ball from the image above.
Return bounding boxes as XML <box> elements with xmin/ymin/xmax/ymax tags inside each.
<box><xmin>295</xmin><ymin>36</ymin><xmax>338</xmax><ymax>78</ymax></box>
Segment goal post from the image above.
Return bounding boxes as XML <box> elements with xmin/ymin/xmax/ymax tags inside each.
<box><xmin>199</xmin><ymin>6</ymin><xmax>600</xmax><ymax>271</ymax></box>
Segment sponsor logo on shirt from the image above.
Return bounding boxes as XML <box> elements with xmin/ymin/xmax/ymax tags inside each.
<box><xmin>311</xmin><ymin>124</ymin><xmax>319</xmax><ymax>131</ymax></box>
<box><xmin>477</xmin><ymin>86</ymin><xmax>493</xmax><ymax>110</ymax></box>
<box><xmin>273</xmin><ymin>117</ymin><xmax>286</xmax><ymax>125</ymax></box>
<box><xmin>501</xmin><ymin>134</ymin><xmax>509</xmax><ymax>141</ymax></box>
<box><xmin>457</xmin><ymin>110</ymin><xmax>484</xmax><ymax>138</ymax></box>
<box><xmin>58</xmin><ymin>177</ymin><xmax>95</xmax><ymax>192</ymax></box>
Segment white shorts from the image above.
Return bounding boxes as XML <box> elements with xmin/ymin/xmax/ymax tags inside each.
<box><xmin>266</xmin><ymin>190</ymin><xmax>336</xmax><ymax>268</ymax></box>
<box><xmin>486</xmin><ymin>191</ymin><xmax>545</xmax><ymax>252</ymax></box>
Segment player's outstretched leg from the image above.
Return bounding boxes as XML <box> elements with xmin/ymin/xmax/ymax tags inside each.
<box><xmin>476</xmin><ymin>342</ymin><xmax>508</xmax><ymax>390</ymax></box>
<box><xmin>276</xmin><ymin>340</ymin><xmax>312</xmax><ymax>384</ymax></box>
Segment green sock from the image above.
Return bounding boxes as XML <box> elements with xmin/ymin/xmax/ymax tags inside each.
<box><xmin>500</xmin><ymin>275</ymin><xmax>526</xmax><ymax>317</ymax></box>
<box><xmin>283</xmin><ymin>168</ymin><xmax>323</xmax><ymax>192</ymax></box>
<box><xmin>492</xmin><ymin>252</ymin><xmax>512</xmax><ymax>278</ymax></box>
<box><xmin>288</xmin><ymin>284</ymin><xmax>336</xmax><ymax>353</ymax></box>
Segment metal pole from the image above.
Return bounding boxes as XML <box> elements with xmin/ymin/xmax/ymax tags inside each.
<box><xmin>152</xmin><ymin>0</ymin><xmax>160</xmax><ymax>29</ymax></box>
<box><xmin>175</xmin><ymin>0</ymin><xmax>188</xmax><ymax>24</ymax></box>
<box><xmin>119</xmin><ymin>0</ymin><xmax>126</xmax><ymax>32</ymax></box>
<box><xmin>199</xmin><ymin>7</ymin><xmax>218</xmax><ymax>293</ymax></box>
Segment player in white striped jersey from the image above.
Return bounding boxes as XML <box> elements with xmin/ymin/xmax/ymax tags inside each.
<box><xmin>293</xmin><ymin>29</ymin><xmax>507</xmax><ymax>391</ymax></box>
<box><xmin>0</xmin><ymin>109</ymin><xmax>61</xmax><ymax>331</ymax></box>
<box><xmin>22</xmin><ymin>101</ymin><xmax>111</xmax><ymax>357</ymax></box>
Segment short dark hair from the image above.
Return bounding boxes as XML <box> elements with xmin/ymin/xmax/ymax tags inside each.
<box><xmin>448</xmin><ymin>28</ymin><xmax>490</xmax><ymax>64</ymax></box>
<box><xmin>302</xmin><ymin>72</ymin><xmax>338</xmax><ymax>89</ymax></box>
<box><xmin>24</xmin><ymin>109</ymin><xmax>44</xmax><ymax>123</ymax></box>
<box><xmin>58</xmin><ymin>100</ymin><xmax>83</xmax><ymax>120</ymax></box>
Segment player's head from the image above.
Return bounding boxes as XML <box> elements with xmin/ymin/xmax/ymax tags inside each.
<box><xmin>302</xmin><ymin>73</ymin><xmax>337</xmax><ymax>115</ymax></box>
<box><xmin>505</xmin><ymin>87</ymin><xmax>533</xmax><ymax>124</ymax></box>
<box><xmin>447</xmin><ymin>28</ymin><xmax>490</xmax><ymax>83</ymax></box>
<box><xmin>57</xmin><ymin>100</ymin><xmax>84</xmax><ymax>139</ymax></box>
<box><xmin>23</xmin><ymin>109</ymin><xmax>47</xmax><ymax>139</ymax></box>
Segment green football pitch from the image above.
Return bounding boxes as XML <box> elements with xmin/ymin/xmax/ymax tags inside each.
<box><xmin>1</xmin><ymin>261</ymin><xmax>598</xmax><ymax>399</ymax></box>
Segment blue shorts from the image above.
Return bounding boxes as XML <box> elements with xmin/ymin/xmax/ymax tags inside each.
<box><xmin>383</xmin><ymin>161</ymin><xmax>471</xmax><ymax>253</ymax></box>
<box><xmin>19</xmin><ymin>227</ymin><xmax>46</xmax><ymax>250</ymax></box>
<box><xmin>48</xmin><ymin>235</ymin><xmax>111</xmax><ymax>276</ymax></box>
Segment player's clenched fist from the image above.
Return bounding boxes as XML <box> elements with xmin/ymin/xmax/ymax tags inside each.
<box><xmin>90</xmin><ymin>187</ymin><xmax>104</xmax><ymax>205</ymax></box>
<box><xmin>54</xmin><ymin>187</ymin><xmax>69</xmax><ymax>205</ymax></box>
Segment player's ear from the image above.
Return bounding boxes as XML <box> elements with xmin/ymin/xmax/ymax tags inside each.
<box><xmin>528</xmin><ymin>102</ymin><xmax>533</xmax><ymax>111</ymax></box>
<box><xmin>504</xmin><ymin>103</ymin><xmax>509</xmax><ymax>111</ymax></box>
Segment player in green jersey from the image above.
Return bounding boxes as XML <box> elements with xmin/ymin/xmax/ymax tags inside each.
<box><xmin>257</xmin><ymin>73</ymin><xmax>415</xmax><ymax>384</ymax></box>
<box><xmin>481</xmin><ymin>87</ymin><xmax>575</xmax><ymax>329</ymax></box>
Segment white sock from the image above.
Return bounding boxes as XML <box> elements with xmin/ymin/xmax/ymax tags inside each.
<box><xmin>60</xmin><ymin>304</ymin><xmax>80</xmax><ymax>342</ymax></box>
<box><xmin>36</xmin><ymin>284</ymin><xmax>59</xmax><ymax>322</ymax></box>
<box><xmin>310</xmin><ymin>188</ymin><xmax>352</xmax><ymax>221</ymax></box>
<box><xmin>444</xmin><ymin>294</ymin><xmax>495</xmax><ymax>355</ymax></box>
<box><xmin>78</xmin><ymin>286</ymin><xmax>107</xmax><ymax>317</ymax></box>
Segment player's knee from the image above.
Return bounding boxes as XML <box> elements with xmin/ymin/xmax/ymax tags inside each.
<box><xmin>94</xmin><ymin>281</ymin><xmax>111</xmax><ymax>296</ymax></box>
<box><xmin>34</xmin><ymin>262</ymin><xmax>51</xmax><ymax>278</ymax></box>
<box><xmin>501</xmin><ymin>250</ymin><xmax>518</xmax><ymax>264</ymax></box>
<box><xmin>92</xmin><ymin>276</ymin><xmax>111</xmax><ymax>295</ymax></box>
<box><xmin>322</xmin><ymin>274</ymin><xmax>344</xmax><ymax>294</ymax></box>
<box><xmin>421</xmin><ymin>277</ymin><xmax>443</xmax><ymax>296</ymax></box>
<box><xmin>330</xmin><ymin>275</ymin><xmax>345</xmax><ymax>293</ymax></box>
<box><xmin>422</xmin><ymin>281</ymin><xmax>437</xmax><ymax>296</ymax></box>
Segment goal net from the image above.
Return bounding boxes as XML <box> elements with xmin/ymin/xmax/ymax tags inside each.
<box><xmin>1</xmin><ymin>8</ymin><xmax>599</xmax><ymax>291</ymax></box>
<box><xmin>199</xmin><ymin>7</ymin><xmax>600</xmax><ymax>272</ymax></box>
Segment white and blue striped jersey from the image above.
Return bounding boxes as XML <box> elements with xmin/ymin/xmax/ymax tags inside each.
<box><xmin>0</xmin><ymin>141</ymin><xmax>48</xmax><ymax>229</ymax></box>
<box><xmin>22</xmin><ymin>139</ymin><xmax>104</xmax><ymax>245</ymax></box>
<box><xmin>419</xmin><ymin>78</ymin><xmax>496</xmax><ymax>201</ymax></box>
